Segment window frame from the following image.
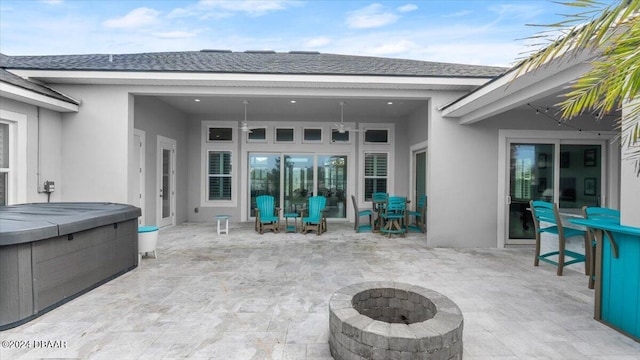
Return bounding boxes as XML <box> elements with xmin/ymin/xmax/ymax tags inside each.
<box><xmin>201</xmin><ymin>120</ymin><xmax>237</xmax><ymax>207</ymax></box>
<box><xmin>0</xmin><ymin>110</ymin><xmax>26</xmax><ymax>205</ymax></box>
<box><xmin>331</xmin><ymin>130</ymin><xmax>351</xmax><ymax>143</ymax></box>
<box><xmin>246</xmin><ymin>127</ymin><xmax>268</xmax><ymax>143</ymax></box>
<box><xmin>206</xmin><ymin>127</ymin><xmax>234</xmax><ymax>142</ymax></box>
<box><xmin>206</xmin><ymin>150</ymin><xmax>233</xmax><ymax>201</ymax></box>
<box><xmin>275</xmin><ymin>127</ymin><xmax>295</xmax><ymax>143</ymax></box>
<box><xmin>363</xmin><ymin>152</ymin><xmax>389</xmax><ymax>201</ymax></box>
<box><xmin>363</xmin><ymin>128</ymin><xmax>390</xmax><ymax>144</ymax></box>
<box><xmin>359</xmin><ymin>123</ymin><xmax>394</xmax><ymax>205</ymax></box>
<box><xmin>303</xmin><ymin>128</ymin><xmax>323</xmax><ymax>143</ymax></box>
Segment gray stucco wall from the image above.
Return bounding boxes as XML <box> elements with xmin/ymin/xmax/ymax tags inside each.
<box><xmin>0</xmin><ymin>97</ymin><xmax>63</xmax><ymax>203</ymax></box>
<box><xmin>52</xmin><ymin>85</ymin><xmax>130</xmax><ymax>203</ymax></box>
<box><xmin>426</xmin><ymin>100</ymin><xmax>618</xmax><ymax>248</ymax></box>
<box><xmin>134</xmin><ymin>96</ymin><xmax>189</xmax><ymax>226</ymax></box>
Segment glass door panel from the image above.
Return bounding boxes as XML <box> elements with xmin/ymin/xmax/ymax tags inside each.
<box><xmin>415</xmin><ymin>151</ymin><xmax>426</xmax><ymax>204</ymax></box>
<box><xmin>559</xmin><ymin>144</ymin><xmax>601</xmax><ymax>208</ymax></box>
<box><xmin>318</xmin><ymin>155</ymin><xmax>347</xmax><ymax>218</ymax></box>
<box><xmin>157</xmin><ymin>137</ymin><xmax>176</xmax><ymax>228</ymax></box>
<box><xmin>508</xmin><ymin>143</ymin><xmax>554</xmax><ymax>239</ymax></box>
<box><xmin>249</xmin><ymin>154</ymin><xmax>281</xmax><ymax>217</ymax></box>
<box><xmin>283</xmin><ymin>154</ymin><xmax>314</xmax><ymax>214</ymax></box>
<box><xmin>161</xmin><ymin>148</ymin><xmax>171</xmax><ymax>219</ymax></box>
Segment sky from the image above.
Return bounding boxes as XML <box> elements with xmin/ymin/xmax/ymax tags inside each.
<box><xmin>0</xmin><ymin>0</ymin><xmax>613</xmax><ymax>67</ymax></box>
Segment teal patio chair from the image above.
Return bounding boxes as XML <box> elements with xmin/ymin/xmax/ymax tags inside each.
<box><xmin>302</xmin><ymin>196</ymin><xmax>327</xmax><ymax>235</ymax></box>
<box><xmin>529</xmin><ymin>200</ymin><xmax>587</xmax><ymax>276</ymax></box>
<box><xmin>351</xmin><ymin>195</ymin><xmax>372</xmax><ymax>233</ymax></box>
<box><xmin>255</xmin><ymin>195</ymin><xmax>281</xmax><ymax>234</ymax></box>
<box><xmin>407</xmin><ymin>194</ymin><xmax>427</xmax><ymax>233</ymax></box>
<box><xmin>380</xmin><ymin>196</ymin><xmax>406</xmax><ymax>237</ymax></box>
<box><xmin>582</xmin><ymin>206</ymin><xmax>620</xmax><ymax>289</ymax></box>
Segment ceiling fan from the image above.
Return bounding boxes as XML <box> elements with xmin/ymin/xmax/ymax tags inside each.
<box><xmin>239</xmin><ymin>100</ymin><xmax>259</xmax><ymax>133</ymax></box>
<box><xmin>332</xmin><ymin>101</ymin><xmax>363</xmax><ymax>134</ymax></box>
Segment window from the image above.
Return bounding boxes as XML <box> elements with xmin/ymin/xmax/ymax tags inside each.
<box><xmin>364</xmin><ymin>129</ymin><xmax>388</xmax><ymax>143</ymax></box>
<box><xmin>208</xmin><ymin>127</ymin><xmax>233</xmax><ymax>142</ymax></box>
<box><xmin>364</xmin><ymin>153</ymin><xmax>388</xmax><ymax>201</ymax></box>
<box><xmin>303</xmin><ymin>128</ymin><xmax>322</xmax><ymax>142</ymax></box>
<box><xmin>276</xmin><ymin>128</ymin><xmax>294</xmax><ymax>142</ymax></box>
<box><xmin>247</xmin><ymin>128</ymin><xmax>266</xmax><ymax>142</ymax></box>
<box><xmin>201</xmin><ymin>121</ymin><xmax>236</xmax><ymax>206</ymax></box>
<box><xmin>0</xmin><ymin>122</ymin><xmax>8</xmax><ymax>206</ymax></box>
<box><xmin>208</xmin><ymin>151</ymin><xmax>232</xmax><ymax>200</ymax></box>
<box><xmin>331</xmin><ymin>131</ymin><xmax>350</xmax><ymax>143</ymax></box>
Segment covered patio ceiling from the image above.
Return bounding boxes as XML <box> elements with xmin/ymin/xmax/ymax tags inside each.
<box><xmin>153</xmin><ymin>95</ymin><xmax>428</xmax><ymax>119</ymax></box>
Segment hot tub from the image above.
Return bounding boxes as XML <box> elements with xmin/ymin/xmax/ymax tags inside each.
<box><xmin>0</xmin><ymin>202</ymin><xmax>141</xmax><ymax>330</ymax></box>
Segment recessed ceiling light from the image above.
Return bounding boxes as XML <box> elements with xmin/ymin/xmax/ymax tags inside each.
<box><xmin>194</xmin><ymin>98</ymin><xmax>201</xmax><ymax>102</ymax></box>
<box><xmin>387</xmin><ymin>101</ymin><xmax>393</xmax><ymax>105</ymax></box>
<box><xmin>290</xmin><ymin>100</ymin><xmax>297</xmax><ymax>104</ymax></box>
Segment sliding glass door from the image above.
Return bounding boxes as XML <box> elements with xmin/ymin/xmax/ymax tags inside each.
<box><xmin>318</xmin><ymin>155</ymin><xmax>347</xmax><ymax>218</ymax></box>
<box><xmin>248</xmin><ymin>154</ymin><xmax>280</xmax><ymax>217</ymax></box>
<box><xmin>507</xmin><ymin>141</ymin><xmax>604</xmax><ymax>243</ymax></box>
<box><xmin>508</xmin><ymin>143</ymin><xmax>554</xmax><ymax>239</ymax></box>
<box><xmin>558</xmin><ymin>144</ymin><xmax>602</xmax><ymax>208</ymax></box>
<box><xmin>283</xmin><ymin>154</ymin><xmax>313</xmax><ymax>214</ymax></box>
<box><xmin>249</xmin><ymin>153</ymin><xmax>347</xmax><ymax>219</ymax></box>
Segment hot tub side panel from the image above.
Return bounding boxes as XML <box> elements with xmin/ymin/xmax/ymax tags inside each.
<box><xmin>1</xmin><ymin>218</ymin><xmax>138</xmax><ymax>330</ymax></box>
<box><xmin>0</xmin><ymin>243</ymin><xmax>34</xmax><ymax>327</ymax></box>
<box><xmin>32</xmin><ymin>219</ymin><xmax>138</xmax><ymax>313</ymax></box>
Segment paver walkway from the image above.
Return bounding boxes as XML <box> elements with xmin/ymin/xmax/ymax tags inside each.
<box><xmin>1</xmin><ymin>223</ymin><xmax>638</xmax><ymax>359</ymax></box>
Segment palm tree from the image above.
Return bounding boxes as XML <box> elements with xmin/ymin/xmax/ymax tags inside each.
<box><xmin>517</xmin><ymin>0</ymin><xmax>639</xmax><ymax>169</ymax></box>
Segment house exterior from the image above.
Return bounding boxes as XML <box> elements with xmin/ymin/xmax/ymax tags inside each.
<box><xmin>1</xmin><ymin>50</ymin><xmax>637</xmax><ymax>248</ymax></box>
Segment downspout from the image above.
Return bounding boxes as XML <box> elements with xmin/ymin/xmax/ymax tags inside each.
<box><xmin>36</xmin><ymin>106</ymin><xmax>42</xmax><ymax>194</ymax></box>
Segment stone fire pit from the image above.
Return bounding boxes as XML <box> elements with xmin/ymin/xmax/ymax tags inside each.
<box><xmin>329</xmin><ymin>281</ymin><xmax>463</xmax><ymax>360</ymax></box>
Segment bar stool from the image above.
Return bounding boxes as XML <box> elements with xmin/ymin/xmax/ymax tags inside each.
<box><xmin>215</xmin><ymin>215</ymin><xmax>230</xmax><ymax>235</ymax></box>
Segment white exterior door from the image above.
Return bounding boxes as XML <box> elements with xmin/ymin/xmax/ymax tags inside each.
<box><xmin>157</xmin><ymin>136</ymin><xmax>176</xmax><ymax>227</ymax></box>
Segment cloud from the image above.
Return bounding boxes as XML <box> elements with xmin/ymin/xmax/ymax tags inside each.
<box><xmin>442</xmin><ymin>10</ymin><xmax>472</xmax><ymax>18</ymax></box>
<box><xmin>397</xmin><ymin>4</ymin><xmax>418</xmax><ymax>13</ymax></box>
<box><xmin>488</xmin><ymin>4</ymin><xmax>544</xmax><ymax>21</ymax></box>
<box><xmin>40</xmin><ymin>0</ymin><xmax>63</xmax><ymax>4</ymax></box>
<box><xmin>368</xmin><ymin>39</ymin><xmax>416</xmax><ymax>56</ymax></box>
<box><xmin>346</xmin><ymin>4</ymin><xmax>399</xmax><ymax>29</ymax></box>
<box><xmin>152</xmin><ymin>31</ymin><xmax>198</xmax><ymax>39</ymax></box>
<box><xmin>305</xmin><ymin>36</ymin><xmax>331</xmax><ymax>48</ymax></box>
<box><xmin>103</xmin><ymin>7</ymin><xmax>161</xmax><ymax>29</ymax></box>
<box><xmin>169</xmin><ymin>0</ymin><xmax>300</xmax><ymax>19</ymax></box>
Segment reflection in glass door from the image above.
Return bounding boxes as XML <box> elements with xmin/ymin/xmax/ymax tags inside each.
<box><xmin>318</xmin><ymin>155</ymin><xmax>347</xmax><ymax>218</ymax></box>
<box><xmin>283</xmin><ymin>155</ymin><xmax>313</xmax><ymax>214</ymax></box>
<box><xmin>414</xmin><ymin>150</ymin><xmax>426</xmax><ymax>205</ymax></box>
<box><xmin>559</xmin><ymin>144</ymin><xmax>602</xmax><ymax>208</ymax></box>
<box><xmin>157</xmin><ymin>136</ymin><xmax>176</xmax><ymax>228</ymax></box>
<box><xmin>508</xmin><ymin>143</ymin><xmax>554</xmax><ymax>239</ymax></box>
<box><xmin>249</xmin><ymin>153</ymin><xmax>348</xmax><ymax>219</ymax></box>
<box><xmin>249</xmin><ymin>154</ymin><xmax>280</xmax><ymax>216</ymax></box>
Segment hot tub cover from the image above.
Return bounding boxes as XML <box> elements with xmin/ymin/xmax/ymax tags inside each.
<box><xmin>0</xmin><ymin>202</ymin><xmax>141</xmax><ymax>246</ymax></box>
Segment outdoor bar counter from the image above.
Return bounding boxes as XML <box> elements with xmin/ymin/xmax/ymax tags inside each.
<box><xmin>0</xmin><ymin>202</ymin><xmax>141</xmax><ymax>330</ymax></box>
<box><xmin>570</xmin><ymin>218</ymin><xmax>640</xmax><ymax>342</ymax></box>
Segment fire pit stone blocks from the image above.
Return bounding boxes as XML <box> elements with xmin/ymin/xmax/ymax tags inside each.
<box><xmin>329</xmin><ymin>281</ymin><xmax>463</xmax><ymax>360</ymax></box>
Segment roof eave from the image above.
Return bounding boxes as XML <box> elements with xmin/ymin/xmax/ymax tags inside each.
<box><xmin>6</xmin><ymin>69</ymin><xmax>494</xmax><ymax>90</ymax></box>
<box><xmin>440</xmin><ymin>50</ymin><xmax>598</xmax><ymax>124</ymax></box>
<box><xmin>1</xmin><ymin>81</ymin><xmax>80</xmax><ymax>112</ymax></box>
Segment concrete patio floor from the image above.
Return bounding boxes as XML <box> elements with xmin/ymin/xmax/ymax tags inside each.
<box><xmin>1</xmin><ymin>222</ymin><xmax>639</xmax><ymax>359</ymax></box>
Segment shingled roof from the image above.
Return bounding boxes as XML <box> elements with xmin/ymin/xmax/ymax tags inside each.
<box><xmin>0</xmin><ymin>51</ymin><xmax>506</xmax><ymax>78</ymax></box>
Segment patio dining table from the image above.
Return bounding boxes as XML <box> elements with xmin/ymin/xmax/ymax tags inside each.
<box><xmin>371</xmin><ymin>197</ymin><xmax>410</xmax><ymax>232</ymax></box>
